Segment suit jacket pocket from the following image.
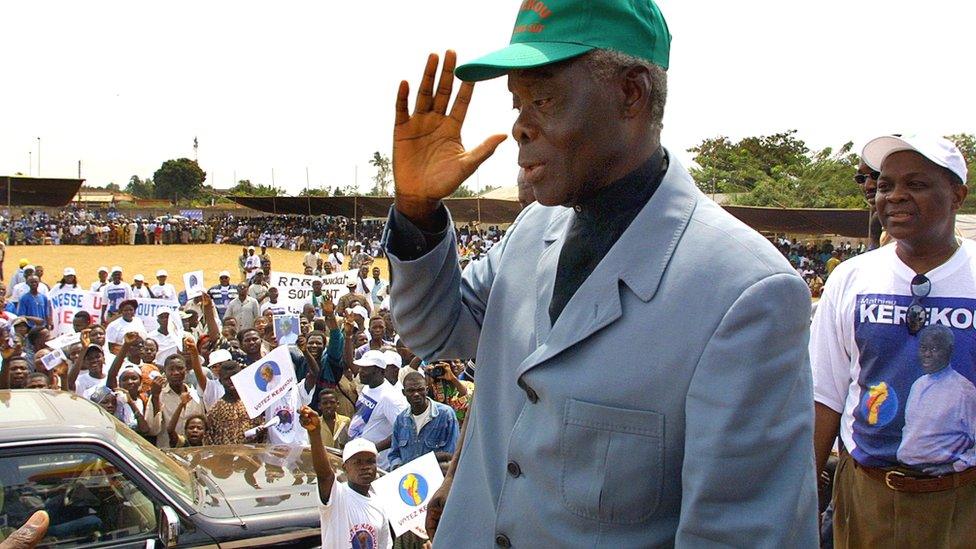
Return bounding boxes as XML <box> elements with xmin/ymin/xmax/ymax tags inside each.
<box><xmin>559</xmin><ymin>398</ymin><xmax>664</xmax><ymax>524</ymax></box>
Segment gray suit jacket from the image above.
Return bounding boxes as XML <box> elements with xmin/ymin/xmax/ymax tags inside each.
<box><xmin>387</xmin><ymin>154</ymin><xmax>818</xmax><ymax>548</ymax></box>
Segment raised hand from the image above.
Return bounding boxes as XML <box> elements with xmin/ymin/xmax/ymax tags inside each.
<box><xmin>184</xmin><ymin>337</ymin><xmax>197</xmax><ymax>354</ymax></box>
<box><xmin>179</xmin><ymin>391</ymin><xmax>192</xmax><ymax>406</ymax></box>
<box><xmin>393</xmin><ymin>50</ymin><xmax>507</xmax><ymax>221</ymax></box>
<box><xmin>80</xmin><ymin>329</ymin><xmax>92</xmax><ymax>348</ymax></box>
<box><xmin>150</xmin><ymin>375</ymin><xmax>166</xmax><ymax>397</ymax></box>
<box><xmin>298</xmin><ymin>405</ymin><xmax>320</xmax><ymax>432</ymax></box>
<box><xmin>123</xmin><ymin>331</ymin><xmax>140</xmax><ymax>345</ymax></box>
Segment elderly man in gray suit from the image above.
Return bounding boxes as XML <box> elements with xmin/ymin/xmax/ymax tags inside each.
<box><xmin>383</xmin><ymin>0</ymin><xmax>818</xmax><ymax>546</ymax></box>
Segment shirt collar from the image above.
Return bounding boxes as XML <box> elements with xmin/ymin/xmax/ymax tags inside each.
<box><xmin>427</xmin><ymin>397</ymin><xmax>440</xmax><ymax>418</ymax></box>
<box><xmin>574</xmin><ymin>146</ymin><xmax>666</xmax><ymax>222</ymax></box>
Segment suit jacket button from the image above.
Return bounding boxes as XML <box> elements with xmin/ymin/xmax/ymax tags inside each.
<box><xmin>507</xmin><ymin>461</ymin><xmax>522</xmax><ymax>477</ymax></box>
<box><xmin>495</xmin><ymin>534</ymin><xmax>512</xmax><ymax>547</ymax></box>
<box><xmin>524</xmin><ymin>385</ymin><xmax>539</xmax><ymax>403</ymax></box>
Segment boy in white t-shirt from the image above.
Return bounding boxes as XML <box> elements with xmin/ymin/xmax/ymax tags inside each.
<box><xmin>299</xmin><ymin>406</ymin><xmax>392</xmax><ymax>549</ymax></box>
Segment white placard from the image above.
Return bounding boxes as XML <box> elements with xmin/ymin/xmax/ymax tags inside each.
<box><xmin>230</xmin><ymin>345</ymin><xmax>297</xmax><ymax>419</ymax></box>
<box><xmin>371</xmin><ymin>451</ymin><xmax>444</xmax><ymax>537</ymax></box>
<box><xmin>183</xmin><ymin>270</ymin><xmax>205</xmax><ymax>300</ymax></box>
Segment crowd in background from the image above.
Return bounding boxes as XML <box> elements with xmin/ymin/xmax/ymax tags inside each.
<box><xmin>0</xmin><ymin>207</ymin><xmax>509</xmax><ymax>263</ymax></box>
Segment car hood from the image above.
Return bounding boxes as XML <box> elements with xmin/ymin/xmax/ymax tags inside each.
<box><xmin>169</xmin><ymin>444</ymin><xmax>344</xmax><ymax>519</ymax></box>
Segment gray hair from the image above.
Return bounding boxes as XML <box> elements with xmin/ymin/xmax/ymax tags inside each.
<box><xmin>580</xmin><ymin>49</ymin><xmax>667</xmax><ymax>134</ymax></box>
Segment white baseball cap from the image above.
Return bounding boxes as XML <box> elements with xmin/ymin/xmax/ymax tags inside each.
<box><xmin>342</xmin><ymin>438</ymin><xmax>378</xmax><ymax>463</ymax></box>
<box><xmin>98</xmin><ymin>266</ymin><xmax>109</xmax><ymax>273</ymax></box>
<box><xmin>111</xmin><ymin>266</ymin><xmax>123</xmax><ymax>273</ymax></box>
<box><xmin>248</xmin><ymin>246</ymin><xmax>255</xmax><ymax>250</ymax></box>
<box><xmin>156</xmin><ymin>269</ymin><xmax>168</xmax><ymax>278</ymax></box>
<box><xmin>63</xmin><ymin>267</ymin><xmax>76</xmax><ymax>276</ymax></box>
<box><xmin>331</xmin><ymin>245</ymin><xmax>338</xmax><ymax>250</ymax></box>
<box><xmin>383</xmin><ymin>350</ymin><xmax>403</xmax><ymax>369</ymax></box>
<box><xmin>134</xmin><ymin>274</ymin><xmax>145</xmax><ymax>282</ymax></box>
<box><xmin>862</xmin><ymin>135</ymin><xmax>968</xmax><ymax>185</ymax></box>
<box><xmin>208</xmin><ymin>349</ymin><xmax>234</xmax><ymax>366</ymax></box>
<box><xmin>354</xmin><ymin>350</ymin><xmax>387</xmax><ymax>370</ymax></box>
<box><xmin>219</xmin><ymin>271</ymin><xmax>231</xmax><ymax>278</ymax></box>
<box><xmin>349</xmin><ymin>305</ymin><xmax>369</xmax><ymax>320</ymax></box>
<box><xmin>24</xmin><ymin>265</ymin><xmax>35</xmax><ymax>271</ymax></box>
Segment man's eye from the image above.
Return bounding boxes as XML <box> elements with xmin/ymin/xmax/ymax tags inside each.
<box><xmin>533</xmin><ymin>98</ymin><xmax>551</xmax><ymax>107</ymax></box>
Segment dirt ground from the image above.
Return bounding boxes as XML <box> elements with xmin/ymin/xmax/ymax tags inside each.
<box><xmin>1</xmin><ymin>244</ymin><xmax>390</xmax><ymax>287</ymax></box>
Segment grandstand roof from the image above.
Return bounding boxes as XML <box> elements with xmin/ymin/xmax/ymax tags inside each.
<box><xmin>0</xmin><ymin>176</ymin><xmax>85</xmax><ymax>207</ymax></box>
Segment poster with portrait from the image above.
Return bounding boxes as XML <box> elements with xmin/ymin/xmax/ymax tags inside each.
<box><xmin>273</xmin><ymin>314</ymin><xmax>300</xmax><ymax>345</ymax></box>
<box><xmin>183</xmin><ymin>270</ymin><xmax>206</xmax><ymax>300</ymax></box>
<box><xmin>231</xmin><ymin>344</ymin><xmax>297</xmax><ymax>418</ymax></box>
<box><xmin>852</xmin><ymin>291</ymin><xmax>976</xmax><ymax>474</ymax></box>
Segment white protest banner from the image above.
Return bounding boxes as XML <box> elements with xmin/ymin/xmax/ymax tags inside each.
<box><xmin>230</xmin><ymin>345</ymin><xmax>298</xmax><ymax>419</ymax></box>
<box><xmin>269</xmin><ymin>270</ymin><xmax>387</xmax><ymax>315</ymax></box>
<box><xmin>183</xmin><ymin>270</ymin><xmax>205</xmax><ymax>300</ymax></box>
<box><xmin>135</xmin><ymin>298</ymin><xmax>180</xmax><ymax>332</ymax></box>
<box><xmin>49</xmin><ymin>288</ymin><xmax>103</xmax><ymax>336</ymax></box>
<box><xmin>372</xmin><ymin>452</ymin><xmax>444</xmax><ymax>537</ymax></box>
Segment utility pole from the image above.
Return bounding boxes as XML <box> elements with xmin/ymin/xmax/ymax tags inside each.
<box><xmin>36</xmin><ymin>137</ymin><xmax>41</xmax><ymax>177</ymax></box>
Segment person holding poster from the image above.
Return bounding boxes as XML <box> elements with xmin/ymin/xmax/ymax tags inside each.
<box><xmin>299</xmin><ymin>407</ymin><xmax>392</xmax><ymax>549</ymax></box>
<box><xmin>206</xmin><ymin>360</ymin><xmax>265</xmax><ymax>445</ymax></box>
<box><xmin>104</xmin><ymin>299</ymin><xmax>147</xmax><ymax>351</ymax></box>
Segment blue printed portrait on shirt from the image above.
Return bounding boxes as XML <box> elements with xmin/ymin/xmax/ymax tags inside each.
<box><xmin>853</xmin><ymin>294</ymin><xmax>976</xmax><ymax>471</ymax></box>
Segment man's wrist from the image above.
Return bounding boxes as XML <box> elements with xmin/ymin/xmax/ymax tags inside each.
<box><xmin>394</xmin><ymin>196</ymin><xmax>442</xmax><ymax>231</ymax></box>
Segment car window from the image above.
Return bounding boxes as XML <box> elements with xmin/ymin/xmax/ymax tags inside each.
<box><xmin>0</xmin><ymin>451</ymin><xmax>157</xmax><ymax>546</ymax></box>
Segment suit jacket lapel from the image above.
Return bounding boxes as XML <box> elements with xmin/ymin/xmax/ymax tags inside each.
<box><xmin>534</xmin><ymin>208</ymin><xmax>574</xmax><ymax>347</ymax></box>
<box><xmin>519</xmin><ymin>155</ymin><xmax>700</xmax><ymax>378</ymax></box>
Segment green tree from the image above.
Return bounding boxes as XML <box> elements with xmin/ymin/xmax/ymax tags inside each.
<box><xmin>104</xmin><ymin>182</ymin><xmax>121</xmax><ymax>192</ymax></box>
<box><xmin>228</xmin><ymin>179</ymin><xmax>283</xmax><ymax>196</ymax></box>
<box><xmin>368</xmin><ymin>152</ymin><xmax>393</xmax><ymax>196</ymax></box>
<box><xmin>688</xmin><ymin>130</ymin><xmax>810</xmax><ymax>195</ymax></box>
<box><xmin>153</xmin><ymin>158</ymin><xmax>206</xmax><ymax>203</ymax></box>
<box><xmin>688</xmin><ymin>131</ymin><xmax>865</xmax><ymax>209</ymax></box>
<box><xmin>125</xmin><ymin>175</ymin><xmax>155</xmax><ymax>198</ymax></box>
<box><xmin>451</xmin><ymin>183</ymin><xmax>477</xmax><ymax>197</ymax></box>
<box><xmin>299</xmin><ymin>187</ymin><xmax>331</xmax><ymax>197</ymax></box>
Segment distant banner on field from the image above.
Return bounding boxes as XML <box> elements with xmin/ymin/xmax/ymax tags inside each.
<box><xmin>269</xmin><ymin>270</ymin><xmax>360</xmax><ymax>315</ymax></box>
<box><xmin>372</xmin><ymin>451</ymin><xmax>444</xmax><ymax>537</ymax></box>
<box><xmin>49</xmin><ymin>288</ymin><xmax>103</xmax><ymax>336</ymax></box>
<box><xmin>179</xmin><ymin>209</ymin><xmax>204</xmax><ymax>220</ymax></box>
<box><xmin>231</xmin><ymin>345</ymin><xmax>298</xmax><ymax>419</ymax></box>
<box><xmin>135</xmin><ymin>298</ymin><xmax>180</xmax><ymax>332</ymax></box>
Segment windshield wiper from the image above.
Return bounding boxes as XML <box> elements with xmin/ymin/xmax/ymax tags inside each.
<box><xmin>193</xmin><ymin>465</ymin><xmax>247</xmax><ymax>530</ymax></box>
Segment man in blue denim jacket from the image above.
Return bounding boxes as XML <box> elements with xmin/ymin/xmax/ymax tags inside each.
<box><xmin>388</xmin><ymin>372</ymin><xmax>459</xmax><ymax>469</ymax></box>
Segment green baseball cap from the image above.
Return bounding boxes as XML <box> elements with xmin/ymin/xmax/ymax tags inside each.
<box><xmin>455</xmin><ymin>0</ymin><xmax>671</xmax><ymax>82</ymax></box>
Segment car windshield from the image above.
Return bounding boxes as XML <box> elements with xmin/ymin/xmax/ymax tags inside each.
<box><xmin>113</xmin><ymin>423</ymin><xmax>196</xmax><ymax>504</ymax></box>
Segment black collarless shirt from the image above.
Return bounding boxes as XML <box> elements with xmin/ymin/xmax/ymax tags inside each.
<box><xmin>548</xmin><ymin>147</ymin><xmax>667</xmax><ymax>324</ymax></box>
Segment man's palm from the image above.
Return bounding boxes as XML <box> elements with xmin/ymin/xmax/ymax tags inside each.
<box><xmin>393</xmin><ymin>51</ymin><xmax>506</xmax><ymax>214</ymax></box>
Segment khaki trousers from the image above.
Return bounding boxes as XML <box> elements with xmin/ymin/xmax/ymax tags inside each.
<box><xmin>833</xmin><ymin>451</ymin><xmax>976</xmax><ymax>548</ymax></box>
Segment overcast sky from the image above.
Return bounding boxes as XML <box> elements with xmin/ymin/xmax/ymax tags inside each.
<box><xmin>1</xmin><ymin>0</ymin><xmax>973</xmax><ymax>195</ymax></box>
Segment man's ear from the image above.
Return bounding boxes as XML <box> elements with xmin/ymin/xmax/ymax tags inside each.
<box><xmin>619</xmin><ymin>65</ymin><xmax>652</xmax><ymax>119</ymax></box>
<box><xmin>950</xmin><ymin>182</ymin><xmax>968</xmax><ymax>211</ymax></box>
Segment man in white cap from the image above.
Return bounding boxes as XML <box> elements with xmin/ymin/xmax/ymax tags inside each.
<box><xmin>346</xmin><ymin>350</ymin><xmax>408</xmax><ymax>469</ymax></box>
<box><xmin>328</xmin><ymin>244</ymin><xmax>344</xmax><ymax>272</ymax></box>
<box><xmin>148</xmin><ymin>307</ymin><xmax>184</xmax><ymax>364</ymax></box>
<box><xmin>244</xmin><ymin>246</ymin><xmax>262</xmax><ymax>280</ymax></box>
<box><xmin>812</xmin><ymin>135</ymin><xmax>973</xmax><ymax>547</ymax></box>
<box><xmin>207</xmin><ymin>271</ymin><xmax>238</xmax><ymax>320</ymax></box>
<box><xmin>300</xmin><ymin>409</ymin><xmax>392</xmax><ymax>549</ymax></box>
<box><xmin>151</xmin><ymin>270</ymin><xmax>177</xmax><ymax>302</ymax></box>
<box><xmin>10</xmin><ymin>265</ymin><xmax>42</xmax><ymax>306</ymax></box>
<box><xmin>90</xmin><ymin>266</ymin><xmax>109</xmax><ymax>293</ymax></box>
<box><xmin>131</xmin><ymin>274</ymin><xmax>152</xmax><ymax>299</ymax></box>
<box><xmin>303</xmin><ymin>244</ymin><xmax>321</xmax><ymax>272</ymax></box>
<box><xmin>101</xmin><ymin>266</ymin><xmax>132</xmax><ymax>323</ymax></box>
<box><xmin>382</xmin><ymin>349</ymin><xmax>403</xmax><ymax>390</ymax></box>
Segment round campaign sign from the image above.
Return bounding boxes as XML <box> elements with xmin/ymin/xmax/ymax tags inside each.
<box><xmin>254</xmin><ymin>361</ymin><xmax>281</xmax><ymax>392</ymax></box>
<box><xmin>398</xmin><ymin>473</ymin><xmax>429</xmax><ymax>506</ymax></box>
